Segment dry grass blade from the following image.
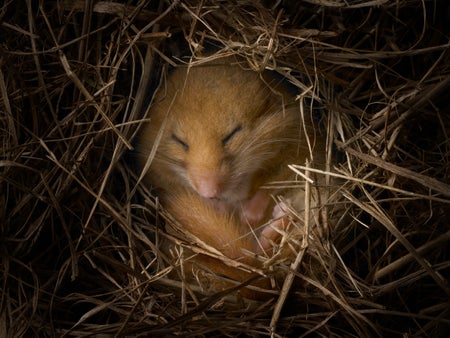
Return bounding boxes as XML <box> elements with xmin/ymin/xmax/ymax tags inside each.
<box><xmin>270</xmin><ymin>161</ymin><xmax>312</xmax><ymax>333</ymax></box>
<box><xmin>374</xmin><ymin>230</ymin><xmax>450</xmax><ymax>280</ymax></box>
<box><xmin>337</xmin><ymin>141</ymin><xmax>450</xmax><ymax>197</ymax></box>
<box><xmin>343</xmin><ymin>190</ymin><xmax>450</xmax><ymax>297</ymax></box>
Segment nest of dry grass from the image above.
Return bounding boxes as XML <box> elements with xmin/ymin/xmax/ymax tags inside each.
<box><xmin>1</xmin><ymin>0</ymin><xmax>449</xmax><ymax>336</ymax></box>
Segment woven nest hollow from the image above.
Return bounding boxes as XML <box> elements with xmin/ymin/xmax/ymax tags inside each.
<box><xmin>1</xmin><ymin>0</ymin><xmax>449</xmax><ymax>337</ymax></box>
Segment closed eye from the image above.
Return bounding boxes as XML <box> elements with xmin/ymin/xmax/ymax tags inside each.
<box><xmin>171</xmin><ymin>133</ymin><xmax>189</xmax><ymax>151</ymax></box>
<box><xmin>222</xmin><ymin>125</ymin><xmax>242</xmax><ymax>145</ymax></box>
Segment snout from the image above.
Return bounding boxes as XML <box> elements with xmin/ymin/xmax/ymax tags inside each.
<box><xmin>189</xmin><ymin>171</ymin><xmax>224</xmax><ymax>199</ymax></box>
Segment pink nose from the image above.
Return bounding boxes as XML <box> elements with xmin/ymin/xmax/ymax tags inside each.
<box><xmin>191</xmin><ymin>173</ymin><xmax>223</xmax><ymax>199</ymax></box>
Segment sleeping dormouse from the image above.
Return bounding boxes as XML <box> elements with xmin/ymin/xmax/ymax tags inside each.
<box><xmin>137</xmin><ymin>56</ymin><xmax>327</xmax><ymax>299</ymax></box>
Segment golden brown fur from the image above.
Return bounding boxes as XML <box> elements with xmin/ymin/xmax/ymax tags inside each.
<box><xmin>137</xmin><ymin>56</ymin><xmax>326</xmax><ymax>299</ymax></box>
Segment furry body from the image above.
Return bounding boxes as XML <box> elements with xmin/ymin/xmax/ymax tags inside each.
<box><xmin>138</xmin><ymin>57</ymin><xmax>325</xmax><ymax>298</ymax></box>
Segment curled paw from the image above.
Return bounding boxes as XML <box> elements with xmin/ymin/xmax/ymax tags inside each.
<box><xmin>257</xmin><ymin>200</ymin><xmax>291</xmax><ymax>253</ymax></box>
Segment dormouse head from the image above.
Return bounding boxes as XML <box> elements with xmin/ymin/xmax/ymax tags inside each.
<box><xmin>140</xmin><ymin>58</ymin><xmax>300</xmax><ymax>203</ymax></box>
